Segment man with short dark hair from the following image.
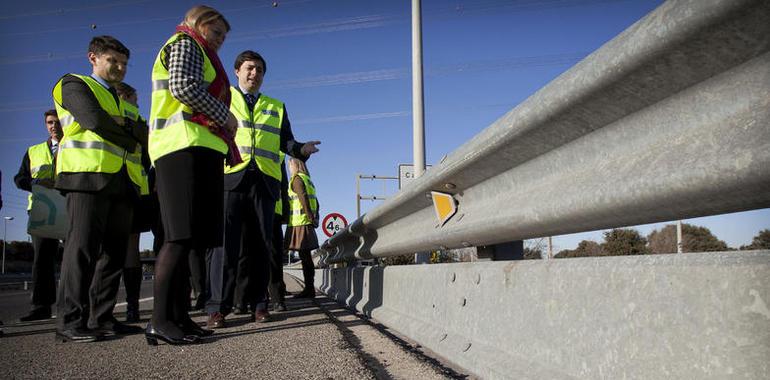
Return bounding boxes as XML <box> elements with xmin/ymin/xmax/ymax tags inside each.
<box><xmin>52</xmin><ymin>35</ymin><xmax>148</xmax><ymax>342</ymax></box>
<box><xmin>14</xmin><ymin>110</ymin><xmax>63</xmax><ymax>322</ymax></box>
<box><xmin>205</xmin><ymin>50</ymin><xmax>319</xmax><ymax>328</ymax></box>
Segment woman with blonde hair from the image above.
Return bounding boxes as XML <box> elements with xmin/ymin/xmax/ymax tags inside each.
<box><xmin>146</xmin><ymin>5</ymin><xmax>239</xmax><ymax>345</ymax></box>
<box><xmin>285</xmin><ymin>158</ymin><xmax>320</xmax><ymax>298</ymax></box>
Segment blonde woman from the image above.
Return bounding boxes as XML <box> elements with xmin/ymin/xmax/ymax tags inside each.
<box><xmin>285</xmin><ymin>158</ymin><xmax>320</xmax><ymax>298</ymax></box>
<box><xmin>146</xmin><ymin>5</ymin><xmax>237</xmax><ymax>345</ymax></box>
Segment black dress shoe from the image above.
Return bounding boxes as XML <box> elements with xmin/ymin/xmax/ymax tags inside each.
<box><xmin>294</xmin><ymin>289</ymin><xmax>316</xmax><ymax>298</ymax></box>
<box><xmin>55</xmin><ymin>328</ymin><xmax>100</xmax><ymax>343</ymax></box>
<box><xmin>145</xmin><ymin>323</ymin><xmax>200</xmax><ymax>346</ymax></box>
<box><xmin>192</xmin><ymin>298</ymin><xmax>206</xmax><ymax>311</ymax></box>
<box><xmin>20</xmin><ymin>308</ymin><xmax>52</xmax><ymax>322</ymax></box>
<box><xmin>125</xmin><ymin>308</ymin><xmax>140</xmax><ymax>323</ymax></box>
<box><xmin>92</xmin><ymin>318</ymin><xmax>144</xmax><ymax>336</ymax></box>
<box><xmin>273</xmin><ymin>302</ymin><xmax>288</xmax><ymax>312</ymax></box>
<box><xmin>178</xmin><ymin>318</ymin><xmax>214</xmax><ymax>337</ymax></box>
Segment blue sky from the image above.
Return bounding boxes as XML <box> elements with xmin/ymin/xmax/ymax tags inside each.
<box><xmin>0</xmin><ymin>0</ymin><xmax>767</xmax><ymax>252</ymax></box>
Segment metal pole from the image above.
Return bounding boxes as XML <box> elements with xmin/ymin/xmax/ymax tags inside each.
<box><xmin>413</xmin><ymin>0</ymin><xmax>430</xmax><ymax>265</ymax></box>
<box><xmin>412</xmin><ymin>0</ymin><xmax>426</xmax><ymax>179</ymax></box>
<box><xmin>356</xmin><ymin>174</ymin><xmax>361</xmax><ymax>218</ymax></box>
<box><xmin>547</xmin><ymin>236</ymin><xmax>553</xmax><ymax>259</ymax></box>
<box><xmin>2</xmin><ymin>220</ymin><xmax>5</xmax><ymax>274</ymax></box>
<box><xmin>2</xmin><ymin>217</ymin><xmax>12</xmax><ymax>274</ymax></box>
<box><xmin>676</xmin><ymin>220</ymin><xmax>683</xmax><ymax>253</ymax></box>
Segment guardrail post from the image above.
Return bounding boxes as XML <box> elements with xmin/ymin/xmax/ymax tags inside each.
<box><xmin>477</xmin><ymin>241</ymin><xmax>523</xmax><ymax>260</ymax></box>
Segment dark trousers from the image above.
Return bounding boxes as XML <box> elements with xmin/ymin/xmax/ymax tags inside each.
<box><xmin>207</xmin><ymin>170</ymin><xmax>274</xmax><ymax>314</ymax></box>
<box><xmin>56</xmin><ymin>173</ymin><xmax>134</xmax><ymax>330</ymax></box>
<box><xmin>123</xmin><ymin>234</ymin><xmax>141</xmax><ymax>311</ymax></box>
<box><xmin>299</xmin><ymin>249</ymin><xmax>315</xmax><ymax>291</ymax></box>
<box><xmin>30</xmin><ymin>236</ymin><xmax>59</xmax><ymax>311</ymax></box>
<box><xmin>268</xmin><ymin>219</ymin><xmax>287</xmax><ymax>303</ymax></box>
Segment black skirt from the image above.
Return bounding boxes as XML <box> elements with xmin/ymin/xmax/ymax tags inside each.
<box><xmin>154</xmin><ymin>147</ymin><xmax>224</xmax><ymax>248</ymax></box>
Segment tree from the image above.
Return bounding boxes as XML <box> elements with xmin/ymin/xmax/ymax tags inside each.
<box><xmin>7</xmin><ymin>241</ymin><xmax>34</xmax><ymax>261</ymax></box>
<box><xmin>740</xmin><ymin>229</ymin><xmax>770</xmax><ymax>250</ymax></box>
<box><xmin>601</xmin><ymin>228</ymin><xmax>649</xmax><ymax>256</ymax></box>
<box><xmin>379</xmin><ymin>254</ymin><xmax>414</xmax><ymax>266</ymax></box>
<box><xmin>523</xmin><ymin>247</ymin><xmax>543</xmax><ymax>260</ymax></box>
<box><xmin>523</xmin><ymin>238</ymin><xmax>547</xmax><ymax>260</ymax></box>
<box><xmin>648</xmin><ymin>223</ymin><xmax>729</xmax><ymax>254</ymax></box>
<box><xmin>555</xmin><ymin>240</ymin><xmax>602</xmax><ymax>258</ymax></box>
<box><xmin>430</xmin><ymin>250</ymin><xmax>456</xmax><ymax>263</ymax></box>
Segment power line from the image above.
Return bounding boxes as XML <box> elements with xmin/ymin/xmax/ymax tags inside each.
<box><xmin>295</xmin><ymin>111</ymin><xmax>410</xmax><ymax>125</ymax></box>
<box><xmin>0</xmin><ymin>0</ymin><xmax>628</xmax><ymax>63</ymax></box>
<box><xmin>0</xmin><ymin>138</ymin><xmax>42</xmax><ymax>144</ymax></box>
<box><xmin>265</xmin><ymin>52</ymin><xmax>585</xmax><ymax>90</ymax></box>
<box><xmin>0</xmin><ymin>50</ymin><xmax>575</xmax><ymax>119</ymax></box>
<box><xmin>293</xmin><ymin>101</ymin><xmax>515</xmax><ymax>127</ymax></box>
<box><xmin>0</xmin><ymin>0</ymin><xmax>314</xmax><ymax>37</ymax></box>
<box><xmin>0</xmin><ymin>0</ymin><xmax>154</xmax><ymax>21</ymax></box>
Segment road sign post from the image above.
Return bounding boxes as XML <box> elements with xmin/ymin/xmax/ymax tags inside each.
<box><xmin>322</xmin><ymin>213</ymin><xmax>348</xmax><ymax>238</ymax></box>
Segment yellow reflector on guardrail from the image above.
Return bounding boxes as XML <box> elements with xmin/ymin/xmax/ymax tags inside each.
<box><xmin>431</xmin><ymin>191</ymin><xmax>457</xmax><ymax>226</ymax></box>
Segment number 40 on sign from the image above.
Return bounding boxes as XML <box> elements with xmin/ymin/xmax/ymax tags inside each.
<box><xmin>322</xmin><ymin>213</ymin><xmax>348</xmax><ymax>237</ymax></box>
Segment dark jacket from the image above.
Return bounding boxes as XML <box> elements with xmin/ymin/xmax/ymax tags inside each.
<box><xmin>223</xmin><ymin>91</ymin><xmax>306</xmax><ymax>200</ymax></box>
<box><xmin>54</xmin><ymin>74</ymin><xmax>147</xmax><ymax>193</ymax></box>
<box><xmin>14</xmin><ymin>139</ymin><xmax>55</xmax><ymax>192</ymax></box>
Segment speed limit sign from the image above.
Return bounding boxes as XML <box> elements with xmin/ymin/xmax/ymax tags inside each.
<box><xmin>322</xmin><ymin>213</ymin><xmax>348</xmax><ymax>237</ymax></box>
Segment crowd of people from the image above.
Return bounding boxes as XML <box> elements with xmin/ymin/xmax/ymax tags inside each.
<box><xmin>11</xmin><ymin>5</ymin><xmax>322</xmax><ymax>346</ymax></box>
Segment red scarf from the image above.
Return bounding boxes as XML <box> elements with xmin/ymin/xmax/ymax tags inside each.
<box><xmin>175</xmin><ymin>25</ymin><xmax>242</xmax><ymax>166</ymax></box>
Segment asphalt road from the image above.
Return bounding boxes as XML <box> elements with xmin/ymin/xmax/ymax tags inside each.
<box><xmin>0</xmin><ymin>273</ymin><xmax>467</xmax><ymax>379</ymax></box>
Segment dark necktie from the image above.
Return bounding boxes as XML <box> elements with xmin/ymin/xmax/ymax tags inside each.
<box><xmin>244</xmin><ymin>93</ymin><xmax>256</xmax><ymax>109</ymax></box>
<box><xmin>108</xmin><ymin>86</ymin><xmax>120</xmax><ymax>106</ymax></box>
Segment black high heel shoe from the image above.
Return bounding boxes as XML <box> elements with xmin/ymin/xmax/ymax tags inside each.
<box><xmin>145</xmin><ymin>323</ymin><xmax>200</xmax><ymax>346</ymax></box>
<box><xmin>178</xmin><ymin>318</ymin><xmax>214</xmax><ymax>337</ymax></box>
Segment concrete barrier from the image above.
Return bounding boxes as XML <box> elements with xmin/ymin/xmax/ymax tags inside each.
<box><xmin>316</xmin><ymin>251</ymin><xmax>770</xmax><ymax>379</ymax></box>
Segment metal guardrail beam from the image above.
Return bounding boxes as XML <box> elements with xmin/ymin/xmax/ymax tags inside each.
<box><xmin>323</xmin><ymin>0</ymin><xmax>770</xmax><ymax>262</ymax></box>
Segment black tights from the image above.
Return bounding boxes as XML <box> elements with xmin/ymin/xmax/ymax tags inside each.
<box><xmin>151</xmin><ymin>240</ymin><xmax>194</xmax><ymax>338</ymax></box>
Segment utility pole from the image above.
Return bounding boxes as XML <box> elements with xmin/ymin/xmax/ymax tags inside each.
<box><xmin>2</xmin><ymin>216</ymin><xmax>14</xmax><ymax>274</ymax></box>
<box><xmin>412</xmin><ymin>0</ymin><xmax>426</xmax><ymax>179</ymax></box>
<box><xmin>413</xmin><ymin>0</ymin><xmax>430</xmax><ymax>264</ymax></box>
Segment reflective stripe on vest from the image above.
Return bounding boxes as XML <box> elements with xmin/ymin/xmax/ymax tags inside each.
<box><xmin>52</xmin><ymin>74</ymin><xmax>149</xmax><ymax>195</ymax></box>
<box><xmin>224</xmin><ymin>87</ymin><xmax>284</xmax><ymax>180</ymax></box>
<box><xmin>26</xmin><ymin>141</ymin><xmax>55</xmax><ymax>210</ymax></box>
<box><xmin>288</xmin><ymin>173</ymin><xmax>318</xmax><ymax>227</ymax></box>
<box><xmin>148</xmin><ymin>33</ymin><xmax>226</xmax><ymax>163</ymax></box>
<box><xmin>150</xmin><ymin>111</ymin><xmax>196</xmax><ymax>131</ymax></box>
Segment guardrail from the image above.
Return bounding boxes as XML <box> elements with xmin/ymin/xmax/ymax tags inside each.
<box><xmin>321</xmin><ymin>0</ymin><xmax>770</xmax><ymax>263</ymax></box>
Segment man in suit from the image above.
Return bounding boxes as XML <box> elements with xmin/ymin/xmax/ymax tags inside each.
<box><xmin>14</xmin><ymin>109</ymin><xmax>63</xmax><ymax>322</ymax></box>
<box><xmin>53</xmin><ymin>35</ymin><xmax>148</xmax><ymax>342</ymax></box>
<box><xmin>205</xmin><ymin>50</ymin><xmax>319</xmax><ymax>327</ymax></box>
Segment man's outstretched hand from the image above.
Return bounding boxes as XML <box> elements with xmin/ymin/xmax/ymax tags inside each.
<box><xmin>301</xmin><ymin>140</ymin><xmax>321</xmax><ymax>157</ymax></box>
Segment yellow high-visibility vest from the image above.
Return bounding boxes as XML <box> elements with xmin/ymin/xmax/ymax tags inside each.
<box><xmin>148</xmin><ymin>33</ymin><xmax>226</xmax><ymax>163</ymax></box>
<box><xmin>52</xmin><ymin>74</ymin><xmax>149</xmax><ymax>195</ymax></box>
<box><xmin>225</xmin><ymin>87</ymin><xmax>284</xmax><ymax>181</ymax></box>
<box><xmin>25</xmin><ymin>141</ymin><xmax>55</xmax><ymax>210</ymax></box>
<box><xmin>288</xmin><ymin>173</ymin><xmax>318</xmax><ymax>227</ymax></box>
